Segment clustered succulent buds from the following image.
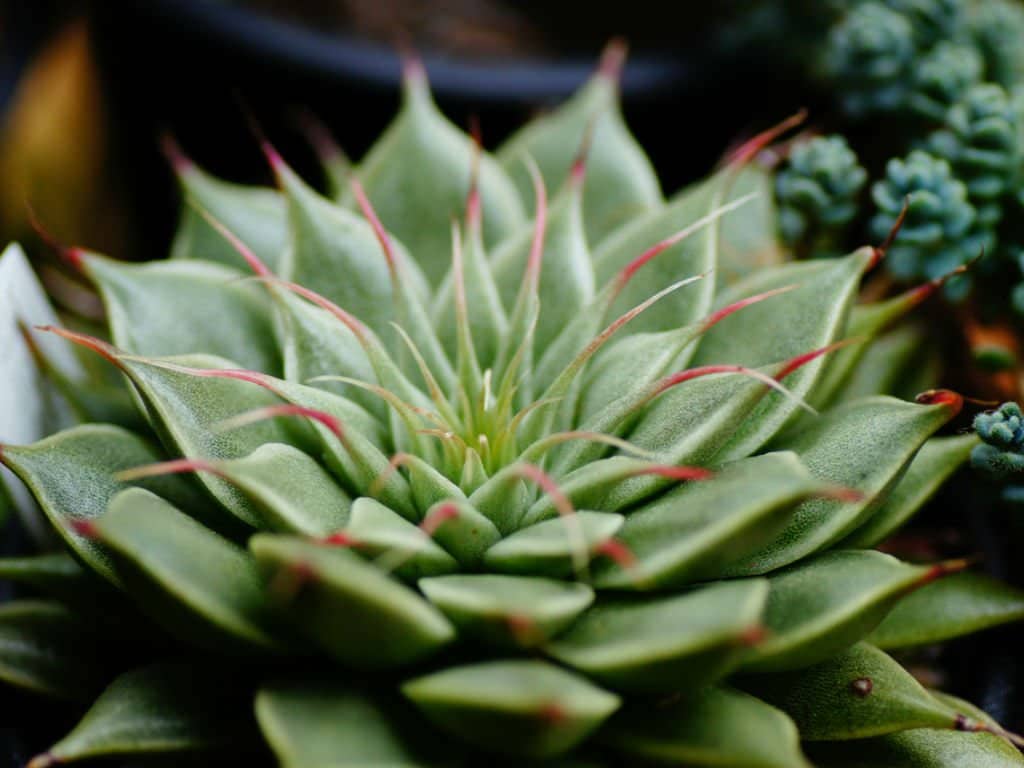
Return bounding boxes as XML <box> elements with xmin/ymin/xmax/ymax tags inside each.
<box><xmin>2</xmin><ymin>45</ymin><xmax>1024</xmax><ymax>768</ymax></box>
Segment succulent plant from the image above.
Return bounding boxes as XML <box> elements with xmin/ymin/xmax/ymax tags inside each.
<box><xmin>3</xmin><ymin>49</ymin><xmax>1024</xmax><ymax>768</ymax></box>
<box><xmin>908</xmin><ymin>41</ymin><xmax>984</xmax><ymax>122</ymax></box>
<box><xmin>924</xmin><ymin>82</ymin><xmax>1021</xmax><ymax>228</ymax></box>
<box><xmin>884</xmin><ymin>0</ymin><xmax>967</xmax><ymax>48</ymax></box>
<box><xmin>870</xmin><ymin>149</ymin><xmax>984</xmax><ymax>297</ymax></box>
<box><xmin>775</xmin><ymin>135</ymin><xmax>867</xmax><ymax>253</ymax></box>
<box><xmin>825</xmin><ymin>2</ymin><xmax>918</xmax><ymax>116</ymax></box>
<box><xmin>969</xmin><ymin>0</ymin><xmax>1024</xmax><ymax>89</ymax></box>
<box><xmin>972</xmin><ymin>401</ymin><xmax>1024</xmax><ymax>477</ymax></box>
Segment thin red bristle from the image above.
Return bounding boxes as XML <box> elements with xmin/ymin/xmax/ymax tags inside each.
<box><xmin>738</xmin><ymin>624</ymin><xmax>768</xmax><ymax>647</ymax></box>
<box><xmin>116</xmin><ymin>457</ymin><xmax>222</xmax><ymax>481</ymax></box>
<box><xmin>237</xmin><ymin>404</ymin><xmax>346</xmax><ymax>442</ymax></box>
<box><xmin>727</xmin><ymin>109</ymin><xmax>808</xmax><ymax>167</ymax></box>
<box><xmin>159</xmin><ymin>132</ymin><xmax>195</xmax><ymax>174</ymax></box>
<box><xmin>69</xmin><ymin>519</ymin><xmax>99</xmax><ymax>539</ymax></box>
<box><xmin>25</xmin><ymin>204</ymin><xmax>85</xmax><ymax>270</ymax></box>
<box><xmin>420</xmin><ymin>502</ymin><xmax>460</xmax><ymax>537</ymax></box>
<box><xmin>702</xmin><ymin>285</ymin><xmax>797</xmax><ymax>330</ymax></box>
<box><xmin>774</xmin><ymin>338</ymin><xmax>860</xmax><ymax>381</ymax></box>
<box><xmin>369</xmin><ymin>452</ymin><xmax>415</xmax><ymax>497</ymax></box>
<box><xmin>917</xmin><ymin>557</ymin><xmax>973</xmax><ymax>587</ymax></box>
<box><xmin>653</xmin><ymin>364</ymin><xmax>754</xmax><ymax>397</ymax></box>
<box><xmin>570</xmin><ymin>116</ymin><xmax>598</xmax><ymax>186</ymax></box>
<box><xmin>628</xmin><ymin>464</ymin><xmax>715</xmax><ymax>481</ymax></box>
<box><xmin>465</xmin><ymin>116</ymin><xmax>483</xmax><ymax>227</ymax></box>
<box><xmin>276</xmin><ymin>279</ymin><xmax>371</xmax><ymax>343</ymax></box>
<box><xmin>524</xmin><ymin>160</ymin><xmax>548</xmax><ymax>291</ymax></box>
<box><xmin>400</xmin><ymin>47</ymin><xmax>427</xmax><ymax>85</ymax></box>
<box><xmin>595</xmin><ymin>538</ymin><xmax>637</xmax><ymax>570</ymax></box>
<box><xmin>36</xmin><ymin>326</ymin><xmax>120</xmax><ymax>367</ymax></box>
<box><xmin>351</xmin><ymin>178</ymin><xmax>399</xmax><ymax>274</ymax></box>
<box><xmin>192</xmin><ymin>206</ymin><xmax>272</xmax><ymax>277</ymax></box>
<box><xmin>871</xmin><ymin>197</ymin><xmax>910</xmax><ymax>268</ymax></box>
<box><xmin>915</xmin><ymin>389</ymin><xmax>964</xmax><ymax>415</ymax></box>
<box><xmin>512</xmin><ymin>464</ymin><xmax>575</xmax><ymax>520</ymax></box>
<box><xmin>817</xmin><ymin>485</ymin><xmax>865</xmax><ymax>503</ymax></box>
<box><xmin>597</xmin><ymin>37</ymin><xmax>628</xmax><ymax>83</ymax></box>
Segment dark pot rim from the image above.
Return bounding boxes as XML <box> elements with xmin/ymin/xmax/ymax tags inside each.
<box><xmin>130</xmin><ymin>0</ymin><xmax>694</xmax><ymax>104</ymax></box>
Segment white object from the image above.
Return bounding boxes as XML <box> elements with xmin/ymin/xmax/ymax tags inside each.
<box><xmin>0</xmin><ymin>243</ymin><xmax>82</xmax><ymax>540</ymax></box>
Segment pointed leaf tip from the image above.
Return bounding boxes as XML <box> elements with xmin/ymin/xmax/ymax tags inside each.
<box><xmin>598</xmin><ymin>37</ymin><xmax>628</xmax><ymax>83</ymax></box>
<box><xmin>727</xmin><ymin>109</ymin><xmax>808</xmax><ymax>167</ymax></box>
<box><xmin>25</xmin><ymin>205</ymin><xmax>84</xmax><ymax>270</ymax></box>
<box><xmin>159</xmin><ymin>132</ymin><xmax>194</xmax><ymax>174</ymax></box>
<box><xmin>36</xmin><ymin>326</ymin><xmax>120</xmax><ymax>367</ymax></box>
<box><xmin>915</xmin><ymin>389</ymin><xmax>964</xmax><ymax>415</ymax></box>
<box><xmin>774</xmin><ymin>338</ymin><xmax>861</xmax><ymax>381</ymax></box>
<box><xmin>27</xmin><ymin>752</ymin><xmax>57</xmax><ymax>768</ymax></box>
<box><xmin>215</xmin><ymin>403</ymin><xmax>346</xmax><ymax>443</ymax></box>
<box><xmin>291</xmin><ymin>108</ymin><xmax>343</xmax><ymax>162</ymax></box>
<box><xmin>351</xmin><ymin>178</ymin><xmax>399</xmax><ymax>273</ymax></box>
<box><xmin>190</xmin><ymin>203</ymin><xmax>272</xmax><ymax>276</ymax></box>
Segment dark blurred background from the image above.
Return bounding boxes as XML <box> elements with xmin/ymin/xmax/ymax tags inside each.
<box><xmin>0</xmin><ymin>0</ymin><xmax>808</xmax><ymax>263</ymax></box>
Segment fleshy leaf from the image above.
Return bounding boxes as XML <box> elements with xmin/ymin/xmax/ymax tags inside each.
<box><xmin>491</xmin><ymin>173</ymin><xmax>595</xmax><ymax>356</ymax></box>
<box><xmin>548</xmin><ymin>580</ymin><xmax>768</xmax><ymax>693</ymax></box>
<box><xmin>808</xmin><ymin>728</ymin><xmax>1024</xmax><ymax>768</ymax></box>
<box><xmin>419</xmin><ymin>574</ymin><xmax>594</xmax><ymax>648</ymax></box>
<box><xmin>840</xmin><ymin>434</ymin><xmax>978</xmax><ymax>548</ymax></box>
<box><xmin>250</xmin><ymin>534</ymin><xmax>455</xmax><ymax>668</ymax></box>
<box><xmin>256</xmin><ymin>681</ymin><xmax>437</xmax><ymax>768</ymax></box>
<box><xmin>497</xmin><ymin>44</ymin><xmax>662</xmax><ymax>245</ymax></box>
<box><xmin>483</xmin><ymin>511</ymin><xmax>624</xmax><ymax>578</ymax></box>
<box><xmin>402</xmin><ymin>659</ymin><xmax>620</xmax><ymax>758</ymax></box>
<box><xmin>82</xmin><ymin>255</ymin><xmax>279</xmax><ymax>375</ymax></box>
<box><xmin>594</xmin><ymin>452</ymin><xmax>822</xmax><ymax>589</ymax></box>
<box><xmin>867</xmin><ymin>572</ymin><xmax>1024</xmax><ymax>650</ymax></box>
<box><xmin>215</xmin><ymin>443</ymin><xmax>352</xmax><ymax>536</ymax></box>
<box><xmin>726</xmin><ymin>395</ymin><xmax>958</xmax><ymax>575</ymax></box>
<box><xmin>31</xmin><ymin>663</ymin><xmax>255</xmax><ymax>766</ymax></box>
<box><xmin>0</xmin><ymin>553</ymin><xmax>97</xmax><ymax>605</ymax></box>
<box><xmin>342</xmin><ymin>497</ymin><xmax>459</xmax><ymax>579</ymax></box>
<box><xmin>602</xmin><ymin>686</ymin><xmax>810</xmax><ymax>768</ymax></box>
<box><xmin>716</xmin><ymin>165</ymin><xmax>788</xmax><ymax>287</ymax></box>
<box><xmin>0</xmin><ymin>424</ymin><xmax>208</xmax><ymax>585</ymax></box>
<box><xmin>691</xmin><ymin>249</ymin><xmax>872</xmax><ymax>460</ymax></box>
<box><xmin>351</xmin><ymin>66</ymin><xmax>525</xmax><ymax>286</ymax></box>
<box><xmin>591</xmin><ymin>175</ymin><xmax>722</xmax><ymax>336</ymax></box>
<box><xmin>97</xmin><ymin>488</ymin><xmax>286</xmax><ymax>654</ymax></box>
<box><xmin>0</xmin><ymin>600</ymin><xmax>109</xmax><ymax>700</ymax></box>
<box><xmin>274</xmin><ymin>155</ymin><xmax>428</xmax><ymax>339</ymax></box>
<box><xmin>743</xmin><ymin>643</ymin><xmax>968</xmax><ymax>740</ymax></box>
<box><xmin>741</xmin><ymin>550</ymin><xmax>937</xmax><ymax>672</ymax></box>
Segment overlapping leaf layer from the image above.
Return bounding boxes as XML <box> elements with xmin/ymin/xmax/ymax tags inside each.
<box><xmin>3</xmin><ymin>47</ymin><xmax>1024</xmax><ymax>767</ymax></box>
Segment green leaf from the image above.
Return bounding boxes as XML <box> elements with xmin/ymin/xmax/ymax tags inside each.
<box><xmin>867</xmin><ymin>572</ymin><xmax>1024</xmax><ymax>650</ymax></box>
<box><xmin>250</xmin><ymin>534</ymin><xmax>455</xmax><ymax>668</ymax></box>
<box><xmin>116</xmin><ymin>354</ymin><xmax>300</xmax><ymax>527</ymax></box>
<box><xmin>0</xmin><ymin>553</ymin><xmax>93</xmax><ymax>604</ymax></box>
<box><xmin>83</xmin><ymin>256</ymin><xmax>279</xmax><ymax>375</ymax></box>
<box><xmin>33</xmin><ymin>663</ymin><xmax>255</xmax><ymax>766</ymax></box>
<box><xmin>419</xmin><ymin>574</ymin><xmax>594</xmax><ymax>648</ymax></box>
<box><xmin>0</xmin><ymin>600</ymin><xmax>109</xmax><ymax>700</ymax></box>
<box><xmin>343</xmin><ymin>497</ymin><xmax>460</xmax><ymax>580</ymax></box>
<box><xmin>275</xmin><ymin>157</ymin><xmax>428</xmax><ymax>338</ymax></box>
<box><xmin>591</xmin><ymin>176</ymin><xmax>719</xmax><ymax>337</ymax></box>
<box><xmin>216</xmin><ymin>443</ymin><xmax>352</xmax><ymax>536</ymax></box>
<box><xmin>829</xmin><ymin>323</ymin><xmax>940</xmax><ymax>405</ymax></box>
<box><xmin>497</xmin><ymin>51</ymin><xmax>662</xmax><ymax>246</ymax></box>
<box><xmin>840</xmin><ymin>434</ymin><xmax>978</xmax><ymax>548</ymax></box>
<box><xmin>491</xmin><ymin>177</ymin><xmax>595</xmax><ymax>357</ymax></box>
<box><xmin>256</xmin><ymin>681</ymin><xmax>438</xmax><ymax>768</ymax></box>
<box><xmin>421</xmin><ymin>499</ymin><xmax>502</xmax><ymax>568</ymax></box>
<box><xmin>716</xmin><ymin>165</ymin><xmax>788</xmax><ymax>288</ymax></box>
<box><xmin>692</xmin><ymin>250</ymin><xmax>872</xmax><ymax>460</ymax></box>
<box><xmin>742</xmin><ymin>643</ymin><xmax>966</xmax><ymax>740</ymax></box>
<box><xmin>483</xmin><ymin>511</ymin><xmax>624</xmax><ymax>578</ymax></box>
<box><xmin>402</xmin><ymin>659</ymin><xmax>620</xmax><ymax>758</ymax></box>
<box><xmin>548</xmin><ymin>580</ymin><xmax>768</xmax><ymax>693</ymax></box>
<box><xmin>741</xmin><ymin>550</ymin><xmax>934</xmax><ymax>672</ymax></box>
<box><xmin>352</xmin><ymin>70</ymin><xmax>524</xmax><ymax>287</ymax></box>
<box><xmin>594</xmin><ymin>452</ymin><xmax>823</xmax><ymax>589</ymax></box>
<box><xmin>602</xmin><ymin>686</ymin><xmax>810</xmax><ymax>768</ymax></box>
<box><xmin>726</xmin><ymin>395</ymin><xmax>957</xmax><ymax>575</ymax></box>
<box><xmin>170</xmin><ymin>161</ymin><xmax>287</xmax><ymax>271</ymax></box>
<box><xmin>0</xmin><ymin>424</ymin><xmax>208</xmax><ymax>585</ymax></box>
<box><xmin>807</xmin><ymin>726</ymin><xmax>1024</xmax><ymax>767</ymax></box>
<box><xmin>98</xmin><ymin>488</ymin><xmax>286</xmax><ymax>654</ymax></box>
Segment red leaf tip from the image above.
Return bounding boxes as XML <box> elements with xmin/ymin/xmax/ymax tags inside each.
<box><xmin>25</xmin><ymin>204</ymin><xmax>85</xmax><ymax>270</ymax></box>
<box><xmin>597</xmin><ymin>38</ymin><xmax>628</xmax><ymax>83</ymax></box>
<box><xmin>420</xmin><ymin>503</ymin><xmax>460</xmax><ymax>537</ymax></box>
<box><xmin>321</xmin><ymin>531</ymin><xmax>357</xmax><ymax>548</ymax></box>
<box><xmin>69</xmin><ymin>519</ymin><xmax>100</xmax><ymax>539</ymax></box>
<box><xmin>915</xmin><ymin>389</ymin><xmax>964</xmax><ymax>415</ymax></box>
<box><xmin>871</xmin><ymin>197</ymin><xmax>910</xmax><ymax>267</ymax></box>
<box><xmin>727</xmin><ymin>109</ymin><xmax>808</xmax><ymax>167</ymax></box>
<box><xmin>159</xmin><ymin>132</ymin><xmax>195</xmax><ymax>174</ymax></box>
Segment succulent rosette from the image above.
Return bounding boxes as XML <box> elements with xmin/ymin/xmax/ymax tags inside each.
<box><xmin>2</xmin><ymin>46</ymin><xmax>1024</xmax><ymax>768</ymax></box>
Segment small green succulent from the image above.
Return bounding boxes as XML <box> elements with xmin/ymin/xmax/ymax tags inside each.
<box><xmin>908</xmin><ymin>41</ymin><xmax>984</xmax><ymax>121</ymax></box>
<box><xmin>3</xmin><ymin>49</ymin><xmax>1024</xmax><ymax>768</ymax></box>
<box><xmin>969</xmin><ymin>0</ymin><xmax>1024</xmax><ymax>88</ymax></box>
<box><xmin>775</xmin><ymin>135</ymin><xmax>867</xmax><ymax>254</ymax></box>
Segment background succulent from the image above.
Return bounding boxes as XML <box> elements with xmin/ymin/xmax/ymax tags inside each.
<box><xmin>2</xmin><ymin>48</ymin><xmax>1024</xmax><ymax>768</ymax></box>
